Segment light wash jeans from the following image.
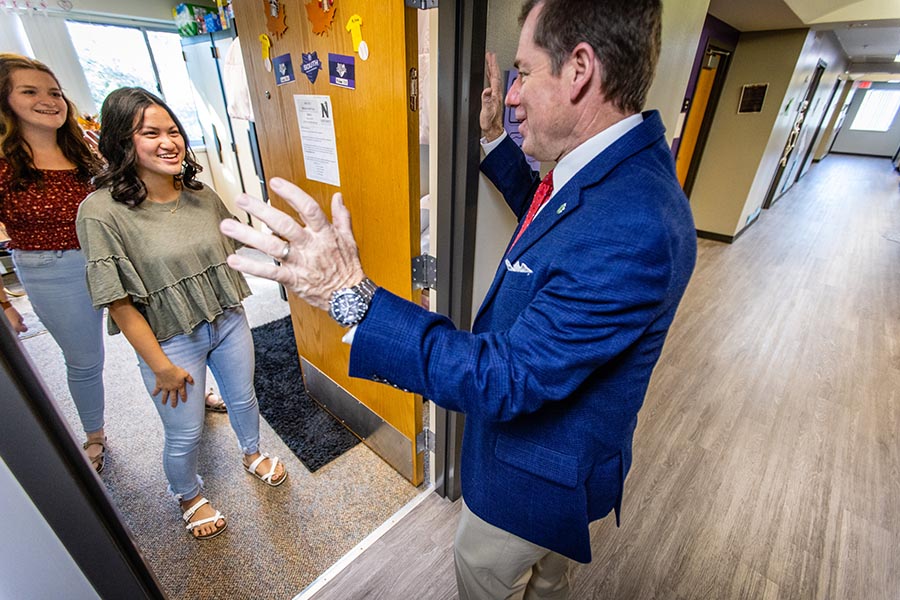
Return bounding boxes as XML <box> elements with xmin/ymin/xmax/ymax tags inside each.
<box><xmin>12</xmin><ymin>249</ymin><xmax>105</xmax><ymax>434</ymax></box>
<box><xmin>137</xmin><ymin>307</ymin><xmax>260</xmax><ymax>502</ymax></box>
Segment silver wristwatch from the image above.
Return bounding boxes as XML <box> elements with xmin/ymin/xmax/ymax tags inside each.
<box><xmin>328</xmin><ymin>278</ymin><xmax>378</xmax><ymax>327</ymax></box>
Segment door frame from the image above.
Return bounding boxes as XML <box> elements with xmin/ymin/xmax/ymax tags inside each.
<box><xmin>763</xmin><ymin>60</ymin><xmax>826</xmax><ymax>209</ymax></box>
<box><xmin>432</xmin><ymin>0</ymin><xmax>488</xmax><ymax>500</ymax></box>
<box><xmin>795</xmin><ymin>77</ymin><xmax>841</xmax><ymax>182</ymax></box>
<box><xmin>679</xmin><ymin>40</ymin><xmax>734</xmax><ymax>197</ymax></box>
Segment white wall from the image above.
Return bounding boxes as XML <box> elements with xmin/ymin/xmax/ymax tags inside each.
<box><xmin>831</xmin><ymin>82</ymin><xmax>900</xmax><ymax>157</ymax></box>
<box><xmin>473</xmin><ymin>0</ymin><xmax>531</xmax><ymax>320</ymax></box>
<box><xmin>0</xmin><ymin>458</ymin><xmax>99</xmax><ymax>600</ymax></box>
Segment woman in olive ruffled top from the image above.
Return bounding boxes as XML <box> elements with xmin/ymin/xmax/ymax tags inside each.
<box><xmin>76</xmin><ymin>87</ymin><xmax>286</xmax><ymax>540</ymax></box>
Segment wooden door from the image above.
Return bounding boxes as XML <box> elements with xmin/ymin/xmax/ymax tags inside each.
<box><xmin>232</xmin><ymin>0</ymin><xmax>423</xmax><ymax>484</ymax></box>
<box><xmin>675</xmin><ymin>46</ymin><xmax>731</xmax><ymax>196</ymax></box>
<box><xmin>676</xmin><ymin>57</ymin><xmax>717</xmax><ymax>186</ymax></box>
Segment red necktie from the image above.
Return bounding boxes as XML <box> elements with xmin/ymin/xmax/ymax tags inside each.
<box><xmin>509</xmin><ymin>169</ymin><xmax>554</xmax><ymax>250</ymax></box>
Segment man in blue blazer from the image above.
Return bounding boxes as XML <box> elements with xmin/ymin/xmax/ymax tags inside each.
<box><xmin>221</xmin><ymin>0</ymin><xmax>696</xmax><ymax>597</ymax></box>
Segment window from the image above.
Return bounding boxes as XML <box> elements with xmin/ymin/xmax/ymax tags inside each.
<box><xmin>849</xmin><ymin>89</ymin><xmax>900</xmax><ymax>132</ymax></box>
<box><xmin>66</xmin><ymin>21</ymin><xmax>203</xmax><ymax>144</ymax></box>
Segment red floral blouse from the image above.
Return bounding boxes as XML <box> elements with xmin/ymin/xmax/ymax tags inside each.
<box><xmin>0</xmin><ymin>158</ymin><xmax>95</xmax><ymax>251</ymax></box>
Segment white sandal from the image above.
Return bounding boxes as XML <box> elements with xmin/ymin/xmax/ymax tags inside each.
<box><xmin>245</xmin><ymin>452</ymin><xmax>287</xmax><ymax>487</ymax></box>
<box><xmin>182</xmin><ymin>497</ymin><xmax>227</xmax><ymax>540</ymax></box>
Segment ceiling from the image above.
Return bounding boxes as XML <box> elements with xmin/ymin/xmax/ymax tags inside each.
<box><xmin>708</xmin><ymin>0</ymin><xmax>900</xmax><ymax>77</ymax></box>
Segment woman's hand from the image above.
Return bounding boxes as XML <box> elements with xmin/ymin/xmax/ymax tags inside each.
<box><xmin>152</xmin><ymin>363</ymin><xmax>194</xmax><ymax>408</ymax></box>
<box><xmin>3</xmin><ymin>305</ymin><xmax>28</xmax><ymax>334</ymax></box>
<box><xmin>107</xmin><ymin>296</ymin><xmax>193</xmax><ymax>407</ymax></box>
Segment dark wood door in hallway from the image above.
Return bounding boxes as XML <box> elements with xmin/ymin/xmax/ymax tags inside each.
<box><xmin>309</xmin><ymin>154</ymin><xmax>900</xmax><ymax>600</ymax></box>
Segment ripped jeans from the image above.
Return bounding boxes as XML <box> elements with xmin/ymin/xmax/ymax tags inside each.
<box><xmin>137</xmin><ymin>307</ymin><xmax>260</xmax><ymax>502</ymax></box>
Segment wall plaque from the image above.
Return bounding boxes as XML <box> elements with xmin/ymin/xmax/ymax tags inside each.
<box><xmin>738</xmin><ymin>83</ymin><xmax>768</xmax><ymax>114</ymax></box>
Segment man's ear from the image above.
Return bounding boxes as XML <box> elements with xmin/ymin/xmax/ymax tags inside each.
<box><xmin>569</xmin><ymin>42</ymin><xmax>598</xmax><ymax>102</ymax></box>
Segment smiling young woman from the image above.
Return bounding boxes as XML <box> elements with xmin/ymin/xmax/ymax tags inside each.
<box><xmin>76</xmin><ymin>87</ymin><xmax>287</xmax><ymax>540</ymax></box>
<box><xmin>0</xmin><ymin>53</ymin><xmax>109</xmax><ymax>473</ymax></box>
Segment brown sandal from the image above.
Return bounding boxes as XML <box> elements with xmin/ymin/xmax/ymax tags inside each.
<box><xmin>83</xmin><ymin>438</ymin><xmax>107</xmax><ymax>473</ymax></box>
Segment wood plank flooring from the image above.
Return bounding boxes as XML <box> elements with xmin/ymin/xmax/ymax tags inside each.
<box><xmin>308</xmin><ymin>154</ymin><xmax>900</xmax><ymax>600</ymax></box>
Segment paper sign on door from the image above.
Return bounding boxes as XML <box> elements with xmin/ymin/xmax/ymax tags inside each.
<box><xmin>294</xmin><ymin>94</ymin><xmax>341</xmax><ymax>187</ymax></box>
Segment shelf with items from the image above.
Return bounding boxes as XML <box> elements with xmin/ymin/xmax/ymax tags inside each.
<box><xmin>173</xmin><ymin>1</ymin><xmax>234</xmax><ymax>38</ymax></box>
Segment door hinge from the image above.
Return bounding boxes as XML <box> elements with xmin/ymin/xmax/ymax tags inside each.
<box><xmin>416</xmin><ymin>428</ymin><xmax>435</xmax><ymax>453</ymax></box>
<box><xmin>405</xmin><ymin>0</ymin><xmax>438</xmax><ymax>8</ymax></box>
<box><xmin>408</xmin><ymin>67</ymin><xmax>419</xmax><ymax>112</ymax></box>
<box><xmin>412</xmin><ymin>254</ymin><xmax>436</xmax><ymax>289</ymax></box>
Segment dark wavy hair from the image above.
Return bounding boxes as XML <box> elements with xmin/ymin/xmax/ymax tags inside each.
<box><xmin>0</xmin><ymin>53</ymin><xmax>102</xmax><ymax>191</ymax></box>
<box><xmin>519</xmin><ymin>0</ymin><xmax>661</xmax><ymax>114</ymax></box>
<box><xmin>94</xmin><ymin>87</ymin><xmax>202</xmax><ymax>207</ymax></box>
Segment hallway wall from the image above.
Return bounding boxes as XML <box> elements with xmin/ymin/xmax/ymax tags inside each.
<box><xmin>645</xmin><ymin>0</ymin><xmax>711</xmax><ymax>145</ymax></box>
<box><xmin>689</xmin><ymin>28</ymin><xmax>848</xmax><ymax>239</ymax></box>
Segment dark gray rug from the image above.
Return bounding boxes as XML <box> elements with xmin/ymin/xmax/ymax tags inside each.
<box><xmin>251</xmin><ymin>316</ymin><xmax>360</xmax><ymax>471</ymax></box>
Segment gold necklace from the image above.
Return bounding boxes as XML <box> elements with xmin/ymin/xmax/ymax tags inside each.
<box><xmin>169</xmin><ymin>195</ymin><xmax>181</xmax><ymax>214</ymax></box>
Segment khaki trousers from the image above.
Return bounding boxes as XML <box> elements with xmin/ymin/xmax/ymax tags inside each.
<box><xmin>454</xmin><ymin>500</ymin><xmax>573</xmax><ymax>600</ymax></box>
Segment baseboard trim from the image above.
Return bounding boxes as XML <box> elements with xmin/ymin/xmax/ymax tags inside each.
<box><xmin>697</xmin><ymin>211</ymin><xmax>759</xmax><ymax>245</ymax></box>
<box><xmin>696</xmin><ymin>230</ymin><xmax>734</xmax><ymax>243</ymax></box>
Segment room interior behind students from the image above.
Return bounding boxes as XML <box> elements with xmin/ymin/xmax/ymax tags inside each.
<box><xmin>1</xmin><ymin>1</ymin><xmax>425</xmax><ymax>597</ymax></box>
<box><xmin>5</xmin><ymin>0</ymin><xmax>900</xmax><ymax>597</ymax></box>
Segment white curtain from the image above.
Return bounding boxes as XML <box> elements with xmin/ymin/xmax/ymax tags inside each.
<box><xmin>15</xmin><ymin>14</ymin><xmax>97</xmax><ymax>114</ymax></box>
<box><xmin>0</xmin><ymin>11</ymin><xmax>32</xmax><ymax>55</ymax></box>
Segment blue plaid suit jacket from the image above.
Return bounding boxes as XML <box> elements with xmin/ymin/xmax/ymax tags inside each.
<box><xmin>350</xmin><ymin>110</ymin><xmax>696</xmax><ymax>562</ymax></box>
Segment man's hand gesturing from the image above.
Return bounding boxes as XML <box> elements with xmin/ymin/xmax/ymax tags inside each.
<box><xmin>219</xmin><ymin>177</ymin><xmax>366</xmax><ymax>311</ymax></box>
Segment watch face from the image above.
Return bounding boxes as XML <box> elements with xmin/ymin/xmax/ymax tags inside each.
<box><xmin>329</xmin><ymin>288</ymin><xmax>368</xmax><ymax>327</ymax></box>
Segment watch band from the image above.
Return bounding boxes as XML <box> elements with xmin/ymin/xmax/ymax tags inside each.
<box><xmin>352</xmin><ymin>277</ymin><xmax>377</xmax><ymax>303</ymax></box>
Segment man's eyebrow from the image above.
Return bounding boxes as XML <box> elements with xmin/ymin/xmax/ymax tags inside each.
<box><xmin>513</xmin><ymin>59</ymin><xmax>522</xmax><ymax>70</ymax></box>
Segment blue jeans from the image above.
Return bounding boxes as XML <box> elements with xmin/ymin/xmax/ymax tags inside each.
<box><xmin>12</xmin><ymin>249</ymin><xmax>105</xmax><ymax>434</ymax></box>
<box><xmin>137</xmin><ymin>307</ymin><xmax>260</xmax><ymax>501</ymax></box>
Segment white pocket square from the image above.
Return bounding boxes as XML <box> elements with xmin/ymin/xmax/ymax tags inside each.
<box><xmin>505</xmin><ymin>259</ymin><xmax>533</xmax><ymax>274</ymax></box>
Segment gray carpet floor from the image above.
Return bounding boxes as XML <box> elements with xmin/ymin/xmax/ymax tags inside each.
<box><xmin>15</xmin><ymin>248</ymin><xmax>421</xmax><ymax>599</ymax></box>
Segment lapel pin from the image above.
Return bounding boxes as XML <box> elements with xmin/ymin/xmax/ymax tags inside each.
<box><xmin>556</xmin><ymin>203</ymin><xmax>567</xmax><ymax>215</ymax></box>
